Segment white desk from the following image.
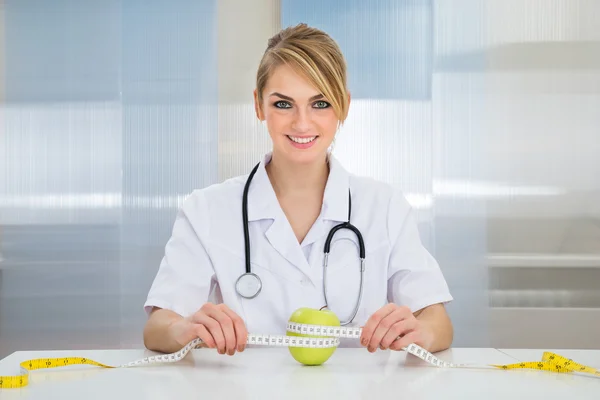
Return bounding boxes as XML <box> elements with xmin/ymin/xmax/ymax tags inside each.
<box><xmin>0</xmin><ymin>347</ymin><xmax>598</xmax><ymax>399</ymax></box>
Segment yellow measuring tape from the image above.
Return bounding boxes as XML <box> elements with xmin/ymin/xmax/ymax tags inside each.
<box><xmin>0</xmin><ymin>357</ymin><xmax>114</xmax><ymax>389</ymax></box>
<box><xmin>1</xmin><ymin>322</ymin><xmax>598</xmax><ymax>389</ymax></box>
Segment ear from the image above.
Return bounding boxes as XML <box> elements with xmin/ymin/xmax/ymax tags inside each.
<box><xmin>253</xmin><ymin>89</ymin><xmax>265</xmax><ymax>121</ymax></box>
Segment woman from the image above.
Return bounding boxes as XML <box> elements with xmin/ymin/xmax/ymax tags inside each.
<box><xmin>143</xmin><ymin>23</ymin><xmax>453</xmax><ymax>356</ymax></box>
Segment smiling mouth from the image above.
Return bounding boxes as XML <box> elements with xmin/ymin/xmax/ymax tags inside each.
<box><xmin>287</xmin><ymin>135</ymin><xmax>318</xmax><ymax>144</ymax></box>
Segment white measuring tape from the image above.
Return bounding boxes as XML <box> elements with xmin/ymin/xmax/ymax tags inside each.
<box><xmin>1</xmin><ymin>322</ymin><xmax>598</xmax><ymax>389</ymax></box>
<box><xmin>118</xmin><ymin>322</ymin><xmax>459</xmax><ymax>368</ymax></box>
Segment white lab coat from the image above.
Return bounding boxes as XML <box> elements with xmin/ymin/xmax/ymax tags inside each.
<box><xmin>144</xmin><ymin>153</ymin><xmax>453</xmax><ymax>344</ymax></box>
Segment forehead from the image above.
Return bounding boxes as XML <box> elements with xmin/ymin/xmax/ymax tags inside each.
<box><xmin>264</xmin><ymin>64</ymin><xmax>321</xmax><ymax>98</ymax></box>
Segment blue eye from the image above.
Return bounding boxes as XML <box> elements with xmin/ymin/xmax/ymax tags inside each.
<box><xmin>274</xmin><ymin>101</ymin><xmax>291</xmax><ymax>108</ymax></box>
<box><xmin>313</xmin><ymin>101</ymin><xmax>330</xmax><ymax>109</ymax></box>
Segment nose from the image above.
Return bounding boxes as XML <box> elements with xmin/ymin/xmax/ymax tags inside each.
<box><xmin>292</xmin><ymin>108</ymin><xmax>311</xmax><ymax>133</ymax></box>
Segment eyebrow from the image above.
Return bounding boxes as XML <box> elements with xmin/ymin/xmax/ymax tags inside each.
<box><xmin>269</xmin><ymin>92</ymin><xmax>325</xmax><ymax>102</ymax></box>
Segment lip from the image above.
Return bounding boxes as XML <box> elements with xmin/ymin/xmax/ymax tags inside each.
<box><xmin>286</xmin><ymin>135</ymin><xmax>318</xmax><ymax>150</ymax></box>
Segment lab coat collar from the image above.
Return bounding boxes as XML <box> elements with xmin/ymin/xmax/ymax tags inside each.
<box><xmin>246</xmin><ymin>152</ymin><xmax>350</xmax><ymax>223</ymax></box>
<box><xmin>321</xmin><ymin>154</ymin><xmax>351</xmax><ymax>223</ymax></box>
<box><xmin>245</xmin><ymin>153</ymin><xmax>280</xmax><ymax>222</ymax></box>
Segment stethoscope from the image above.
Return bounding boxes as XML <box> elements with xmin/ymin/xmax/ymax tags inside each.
<box><xmin>235</xmin><ymin>162</ymin><xmax>366</xmax><ymax>325</ymax></box>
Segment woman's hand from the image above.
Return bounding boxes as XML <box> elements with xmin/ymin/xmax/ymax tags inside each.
<box><xmin>167</xmin><ymin>303</ymin><xmax>248</xmax><ymax>355</ymax></box>
<box><xmin>360</xmin><ymin>304</ymin><xmax>433</xmax><ymax>352</ymax></box>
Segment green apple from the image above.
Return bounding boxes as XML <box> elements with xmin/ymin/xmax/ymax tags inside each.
<box><xmin>287</xmin><ymin>307</ymin><xmax>340</xmax><ymax>366</ymax></box>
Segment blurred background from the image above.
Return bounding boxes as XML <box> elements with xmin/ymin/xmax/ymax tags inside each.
<box><xmin>0</xmin><ymin>0</ymin><xmax>598</xmax><ymax>359</ymax></box>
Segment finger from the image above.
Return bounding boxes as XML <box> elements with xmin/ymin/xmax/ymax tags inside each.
<box><xmin>196</xmin><ymin>314</ymin><xmax>227</xmax><ymax>354</ymax></box>
<box><xmin>366</xmin><ymin>307</ymin><xmax>412</xmax><ymax>352</ymax></box>
<box><xmin>194</xmin><ymin>324</ymin><xmax>216</xmax><ymax>349</ymax></box>
<box><xmin>380</xmin><ymin>318</ymin><xmax>417</xmax><ymax>350</ymax></box>
<box><xmin>206</xmin><ymin>306</ymin><xmax>236</xmax><ymax>355</ymax></box>
<box><xmin>360</xmin><ymin>304</ymin><xmax>397</xmax><ymax>347</ymax></box>
<box><xmin>390</xmin><ymin>331</ymin><xmax>419</xmax><ymax>351</ymax></box>
<box><xmin>220</xmin><ymin>305</ymin><xmax>248</xmax><ymax>352</ymax></box>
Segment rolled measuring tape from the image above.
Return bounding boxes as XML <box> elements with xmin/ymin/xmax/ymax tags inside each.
<box><xmin>1</xmin><ymin>321</ymin><xmax>598</xmax><ymax>389</ymax></box>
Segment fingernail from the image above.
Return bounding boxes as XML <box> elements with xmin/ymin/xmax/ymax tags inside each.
<box><xmin>361</xmin><ymin>338</ymin><xmax>367</xmax><ymax>346</ymax></box>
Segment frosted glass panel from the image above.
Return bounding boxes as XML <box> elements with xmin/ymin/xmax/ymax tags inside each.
<box><xmin>283</xmin><ymin>0</ymin><xmax>432</xmax><ymax>100</ymax></box>
<box><xmin>281</xmin><ymin>0</ymin><xmax>488</xmax><ymax>346</ymax></box>
<box><xmin>119</xmin><ymin>0</ymin><xmax>218</xmax><ymax>344</ymax></box>
<box><xmin>476</xmin><ymin>0</ymin><xmax>600</xmax><ymax>349</ymax></box>
<box><xmin>282</xmin><ymin>0</ymin><xmax>600</xmax><ymax>348</ymax></box>
<box><xmin>0</xmin><ymin>0</ymin><xmax>124</xmax><ymax>359</ymax></box>
<box><xmin>0</xmin><ymin>0</ymin><xmax>218</xmax><ymax>357</ymax></box>
<box><xmin>1</xmin><ymin>0</ymin><xmax>598</xmax><ymax>359</ymax></box>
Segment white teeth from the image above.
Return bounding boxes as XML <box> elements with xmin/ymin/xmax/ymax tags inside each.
<box><xmin>289</xmin><ymin>136</ymin><xmax>316</xmax><ymax>144</ymax></box>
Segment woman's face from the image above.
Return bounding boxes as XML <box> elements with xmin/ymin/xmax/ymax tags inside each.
<box><xmin>254</xmin><ymin>64</ymin><xmax>342</xmax><ymax>166</ymax></box>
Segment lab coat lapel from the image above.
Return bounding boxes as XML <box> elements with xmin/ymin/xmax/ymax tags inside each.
<box><xmin>302</xmin><ymin>154</ymin><xmax>352</xmax><ymax>283</ymax></box>
<box><xmin>247</xmin><ymin>154</ymin><xmax>311</xmax><ymax>278</ymax></box>
<box><xmin>264</xmin><ymin>213</ymin><xmax>310</xmax><ymax>275</ymax></box>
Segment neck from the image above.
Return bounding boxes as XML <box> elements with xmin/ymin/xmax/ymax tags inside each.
<box><xmin>266</xmin><ymin>152</ymin><xmax>330</xmax><ymax>198</ymax></box>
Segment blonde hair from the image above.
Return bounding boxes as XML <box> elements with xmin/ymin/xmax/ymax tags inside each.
<box><xmin>256</xmin><ymin>23</ymin><xmax>349</xmax><ymax>123</ymax></box>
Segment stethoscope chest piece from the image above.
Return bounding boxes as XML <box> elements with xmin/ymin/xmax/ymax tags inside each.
<box><xmin>235</xmin><ymin>272</ymin><xmax>262</xmax><ymax>299</ymax></box>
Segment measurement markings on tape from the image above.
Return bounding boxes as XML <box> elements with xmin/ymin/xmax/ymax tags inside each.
<box><xmin>1</xmin><ymin>322</ymin><xmax>598</xmax><ymax>389</ymax></box>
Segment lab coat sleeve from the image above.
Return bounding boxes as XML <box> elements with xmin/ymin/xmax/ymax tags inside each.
<box><xmin>144</xmin><ymin>190</ymin><xmax>215</xmax><ymax>318</ymax></box>
<box><xmin>387</xmin><ymin>190</ymin><xmax>453</xmax><ymax>313</ymax></box>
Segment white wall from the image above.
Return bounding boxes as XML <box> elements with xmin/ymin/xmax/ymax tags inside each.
<box><xmin>217</xmin><ymin>0</ymin><xmax>280</xmax><ymax>180</ymax></box>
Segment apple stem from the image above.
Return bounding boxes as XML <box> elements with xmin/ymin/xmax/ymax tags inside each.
<box><xmin>319</xmin><ymin>305</ymin><xmax>328</xmax><ymax>311</ymax></box>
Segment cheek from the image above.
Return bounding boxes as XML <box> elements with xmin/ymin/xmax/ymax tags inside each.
<box><xmin>265</xmin><ymin>112</ymin><xmax>289</xmax><ymax>134</ymax></box>
<box><xmin>313</xmin><ymin>111</ymin><xmax>338</xmax><ymax>135</ymax></box>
